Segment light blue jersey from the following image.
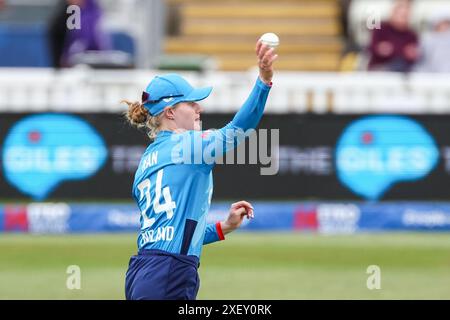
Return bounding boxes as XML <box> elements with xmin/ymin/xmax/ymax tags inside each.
<box><xmin>132</xmin><ymin>77</ymin><xmax>271</xmax><ymax>258</ymax></box>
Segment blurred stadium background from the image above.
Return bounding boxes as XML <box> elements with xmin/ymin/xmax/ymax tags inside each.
<box><xmin>1</xmin><ymin>0</ymin><xmax>450</xmax><ymax>300</ymax></box>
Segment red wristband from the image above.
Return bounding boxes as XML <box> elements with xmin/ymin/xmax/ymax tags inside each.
<box><xmin>215</xmin><ymin>222</ymin><xmax>225</xmax><ymax>240</ymax></box>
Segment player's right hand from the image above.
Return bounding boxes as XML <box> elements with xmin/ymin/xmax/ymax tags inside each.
<box><xmin>256</xmin><ymin>41</ymin><xmax>278</xmax><ymax>85</ymax></box>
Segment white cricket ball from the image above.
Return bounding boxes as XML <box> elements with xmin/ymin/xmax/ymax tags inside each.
<box><xmin>259</xmin><ymin>33</ymin><xmax>279</xmax><ymax>49</ymax></box>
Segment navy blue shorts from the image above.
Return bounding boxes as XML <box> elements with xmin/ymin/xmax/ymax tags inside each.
<box><xmin>125</xmin><ymin>249</ymin><xmax>200</xmax><ymax>300</ymax></box>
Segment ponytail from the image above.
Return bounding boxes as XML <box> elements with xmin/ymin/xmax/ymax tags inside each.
<box><xmin>122</xmin><ymin>100</ymin><xmax>162</xmax><ymax>140</ymax></box>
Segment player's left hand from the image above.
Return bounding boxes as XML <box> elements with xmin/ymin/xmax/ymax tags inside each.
<box><xmin>220</xmin><ymin>200</ymin><xmax>254</xmax><ymax>235</ymax></box>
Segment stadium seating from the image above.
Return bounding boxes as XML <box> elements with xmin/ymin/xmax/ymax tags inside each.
<box><xmin>164</xmin><ymin>0</ymin><xmax>344</xmax><ymax>71</ymax></box>
<box><xmin>0</xmin><ymin>0</ymin><xmax>138</xmax><ymax>68</ymax></box>
<box><xmin>3</xmin><ymin>0</ymin><xmax>450</xmax><ymax>72</ymax></box>
<box><xmin>0</xmin><ymin>24</ymin><xmax>51</xmax><ymax>67</ymax></box>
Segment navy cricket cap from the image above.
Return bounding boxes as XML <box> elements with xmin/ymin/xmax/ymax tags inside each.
<box><xmin>141</xmin><ymin>74</ymin><xmax>213</xmax><ymax>116</ymax></box>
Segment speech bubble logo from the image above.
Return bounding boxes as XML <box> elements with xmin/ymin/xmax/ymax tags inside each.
<box><xmin>2</xmin><ymin>114</ymin><xmax>107</xmax><ymax>200</ymax></box>
<box><xmin>336</xmin><ymin>116</ymin><xmax>439</xmax><ymax>200</ymax></box>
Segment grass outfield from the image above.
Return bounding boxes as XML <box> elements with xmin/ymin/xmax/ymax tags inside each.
<box><xmin>0</xmin><ymin>232</ymin><xmax>449</xmax><ymax>299</ymax></box>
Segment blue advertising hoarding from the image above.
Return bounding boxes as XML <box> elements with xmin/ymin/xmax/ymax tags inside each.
<box><xmin>1</xmin><ymin>201</ymin><xmax>450</xmax><ymax>234</ymax></box>
<box><xmin>2</xmin><ymin>113</ymin><xmax>450</xmax><ymax>201</ymax></box>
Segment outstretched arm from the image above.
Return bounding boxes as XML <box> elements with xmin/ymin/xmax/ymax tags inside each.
<box><xmin>192</xmin><ymin>40</ymin><xmax>278</xmax><ymax>164</ymax></box>
<box><xmin>227</xmin><ymin>41</ymin><xmax>278</xmax><ymax>132</ymax></box>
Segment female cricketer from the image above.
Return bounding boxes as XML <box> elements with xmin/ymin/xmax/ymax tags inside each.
<box><xmin>123</xmin><ymin>39</ymin><xmax>277</xmax><ymax>300</ymax></box>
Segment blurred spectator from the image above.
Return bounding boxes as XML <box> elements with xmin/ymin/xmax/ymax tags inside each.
<box><xmin>414</xmin><ymin>12</ymin><xmax>450</xmax><ymax>73</ymax></box>
<box><xmin>48</xmin><ymin>0</ymin><xmax>111</xmax><ymax>68</ymax></box>
<box><xmin>367</xmin><ymin>0</ymin><xmax>419</xmax><ymax>72</ymax></box>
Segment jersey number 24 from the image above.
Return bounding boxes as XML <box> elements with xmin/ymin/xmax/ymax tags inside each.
<box><xmin>137</xmin><ymin>169</ymin><xmax>176</xmax><ymax>229</ymax></box>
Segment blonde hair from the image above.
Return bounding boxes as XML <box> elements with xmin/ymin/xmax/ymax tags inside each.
<box><xmin>122</xmin><ymin>100</ymin><xmax>163</xmax><ymax>140</ymax></box>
